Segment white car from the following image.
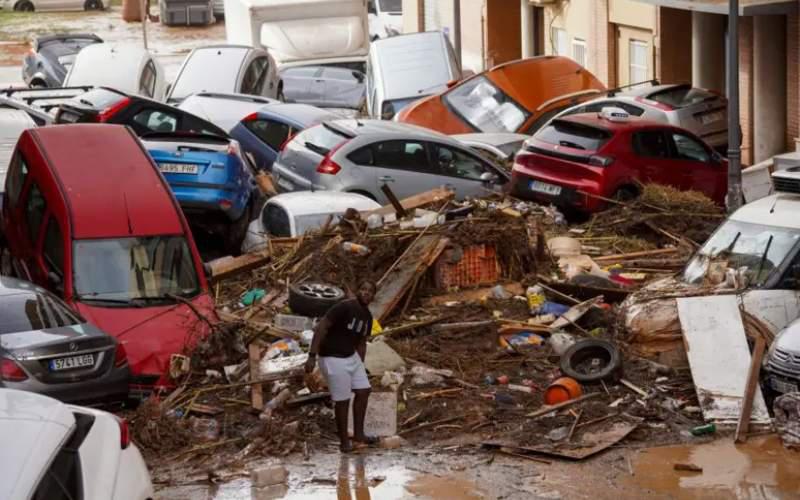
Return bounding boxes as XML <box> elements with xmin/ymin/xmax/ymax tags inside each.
<box><xmin>1</xmin><ymin>0</ymin><xmax>103</xmax><ymax>12</ymax></box>
<box><xmin>0</xmin><ymin>388</ymin><xmax>154</xmax><ymax>500</ymax></box>
<box><xmin>242</xmin><ymin>191</ymin><xmax>380</xmax><ymax>253</ymax></box>
<box><xmin>367</xmin><ymin>0</ymin><xmax>401</xmax><ymax>40</ymax></box>
<box><xmin>166</xmin><ymin>45</ymin><xmax>280</xmax><ymax>104</ymax></box>
<box><xmin>63</xmin><ymin>44</ymin><xmax>166</xmax><ymax>101</ymax></box>
<box><xmin>177</xmin><ymin>92</ymin><xmax>279</xmax><ymax>132</ymax></box>
<box><xmin>452</xmin><ymin>132</ymin><xmax>529</xmax><ymax>163</ymax></box>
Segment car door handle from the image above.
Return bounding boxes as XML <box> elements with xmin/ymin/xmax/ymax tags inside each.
<box><xmin>379</xmin><ymin>176</ymin><xmax>395</xmax><ymax>183</ymax></box>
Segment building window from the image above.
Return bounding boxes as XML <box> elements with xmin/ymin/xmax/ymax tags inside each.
<box><xmin>630</xmin><ymin>39</ymin><xmax>649</xmax><ymax>86</ymax></box>
<box><xmin>552</xmin><ymin>28</ymin><xmax>569</xmax><ymax>56</ymax></box>
<box><xmin>572</xmin><ymin>38</ymin><xmax>587</xmax><ymax>67</ymax></box>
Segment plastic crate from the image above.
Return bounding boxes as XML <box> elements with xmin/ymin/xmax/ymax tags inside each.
<box><xmin>160</xmin><ymin>0</ymin><xmax>214</xmax><ymax>26</ymax></box>
<box><xmin>434</xmin><ymin>244</ymin><xmax>500</xmax><ymax>289</ymax></box>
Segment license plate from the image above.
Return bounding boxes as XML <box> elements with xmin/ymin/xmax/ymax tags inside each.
<box><xmin>699</xmin><ymin>111</ymin><xmax>724</xmax><ymax>125</ymax></box>
<box><xmin>277</xmin><ymin>176</ymin><xmax>294</xmax><ymax>191</ymax></box>
<box><xmin>770</xmin><ymin>376</ymin><xmax>799</xmax><ymax>394</ymax></box>
<box><xmin>159</xmin><ymin>163</ymin><xmax>198</xmax><ymax>174</ymax></box>
<box><xmin>58</xmin><ymin>111</ymin><xmax>80</xmax><ymax>123</ymax></box>
<box><xmin>530</xmin><ymin>180</ymin><xmax>562</xmax><ymax>196</ymax></box>
<box><xmin>49</xmin><ymin>354</ymin><xmax>94</xmax><ymax>371</ymax></box>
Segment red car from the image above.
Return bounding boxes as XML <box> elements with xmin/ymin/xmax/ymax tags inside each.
<box><xmin>511</xmin><ymin>108</ymin><xmax>728</xmax><ymax>213</ymax></box>
<box><xmin>1</xmin><ymin>124</ymin><xmax>217</xmax><ymax>396</ymax></box>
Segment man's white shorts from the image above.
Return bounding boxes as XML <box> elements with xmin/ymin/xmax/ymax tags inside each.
<box><xmin>318</xmin><ymin>353</ymin><xmax>371</xmax><ymax>402</ymax></box>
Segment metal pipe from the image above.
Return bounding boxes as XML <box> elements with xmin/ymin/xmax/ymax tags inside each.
<box><xmin>726</xmin><ymin>0</ymin><xmax>742</xmax><ymax>212</ymax></box>
<box><xmin>453</xmin><ymin>0</ymin><xmax>462</xmax><ymax>66</ymax></box>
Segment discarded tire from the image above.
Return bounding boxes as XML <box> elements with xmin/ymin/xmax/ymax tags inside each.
<box><xmin>288</xmin><ymin>282</ymin><xmax>345</xmax><ymax>317</ymax></box>
<box><xmin>560</xmin><ymin>339</ymin><xmax>622</xmax><ymax>384</ymax></box>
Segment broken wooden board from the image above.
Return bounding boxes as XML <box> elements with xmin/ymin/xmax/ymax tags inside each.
<box><xmin>366</xmin><ymin>188</ymin><xmax>455</xmax><ymax>218</ymax></box>
<box><xmin>208</xmin><ymin>251</ymin><xmax>271</xmax><ymax>283</ymax></box>
<box><xmin>424</xmin><ymin>282</ymin><xmax>524</xmax><ymax>306</ymax></box>
<box><xmin>676</xmin><ymin>295</ymin><xmax>771</xmax><ymax>428</ymax></box>
<box><xmin>482</xmin><ymin>421</ymin><xmax>638</xmax><ymax>460</ymax></box>
<box><xmin>370</xmin><ymin>235</ymin><xmax>448</xmax><ymax>323</ymax></box>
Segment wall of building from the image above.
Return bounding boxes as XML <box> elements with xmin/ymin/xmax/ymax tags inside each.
<box><xmin>655</xmin><ymin>7</ymin><xmax>692</xmax><ymax>85</ymax></box>
<box><xmin>401</xmin><ymin>0</ymin><xmax>421</xmax><ymax>33</ymax></box>
<box><xmin>460</xmin><ymin>0</ymin><xmax>487</xmax><ymax>72</ymax></box>
<box><xmin>609</xmin><ymin>0</ymin><xmax>655</xmax><ymax>29</ymax></box>
<box><xmin>787</xmin><ymin>12</ymin><xmax>799</xmax><ymax>151</ymax></box>
<box><xmin>739</xmin><ymin>16</ymin><xmax>754</xmax><ymax>166</ymax></box>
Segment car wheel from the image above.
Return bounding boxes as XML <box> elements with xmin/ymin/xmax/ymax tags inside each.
<box><xmin>289</xmin><ymin>282</ymin><xmax>345</xmax><ymax>317</ymax></box>
<box><xmin>14</xmin><ymin>0</ymin><xmax>34</xmax><ymax>11</ymax></box>
<box><xmin>612</xmin><ymin>186</ymin><xmax>639</xmax><ymax>203</ymax></box>
<box><xmin>560</xmin><ymin>339</ymin><xmax>623</xmax><ymax>384</ymax></box>
<box><xmin>84</xmin><ymin>0</ymin><xmax>103</xmax><ymax>9</ymax></box>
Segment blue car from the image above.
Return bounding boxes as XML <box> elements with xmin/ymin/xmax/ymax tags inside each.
<box><xmin>230</xmin><ymin>103</ymin><xmax>340</xmax><ymax>172</ymax></box>
<box><xmin>143</xmin><ymin>132</ymin><xmax>260</xmax><ymax>252</ymax></box>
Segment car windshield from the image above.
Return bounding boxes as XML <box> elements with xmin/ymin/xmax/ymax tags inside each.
<box><xmin>381</xmin><ymin>97</ymin><xmax>419</xmax><ymax>119</ymax></box>
<box><xmin>170</xmin><ymin>49</ymin><xmax>247</xmax><ymax>100</ymax></box>
<box><xmin>647</xmin><ymin>86</ymin><xmax>717</xmax><ymax>109</ymax></box>
<box><xmin>0</xmin><ymin>291</ymin><xmax>82</xmax><ymax>335</ymax></box>
<box><xmin>683</xmin><ymin>220</ymin><xmax>800</xmax><ymax>286</ymax></box>
<box><xmin>444</xmin><ymin>76</ymin><xmax>530</xmax><ymax>133</ymax></box>
<box><xmin>56</xmin><ymin>54</ymin><xmax>77</xmax><ymax>69</ymax></box>
<box><xmin>534</xmin><ymin>120</ymin><xmax>612</xmax><ymax>151</ymax></box>
<box><xmin>73</xmin><ymin>236</ymin><xmax>201</xmax><ymax>303</ymax></box>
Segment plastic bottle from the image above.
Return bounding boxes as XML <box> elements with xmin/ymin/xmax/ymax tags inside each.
<box><xmin>526</xmin><ymin>285</ymin><xmax>546</xmax><ymax>313</ymax></box>
<box><xmin>689</xmin><ymin>423</ymin><xmax>716</xmax><ymax>436</ymax></box>
<box><xmin>342</xmin><ymin>241</ymin><xmax>370</xmax><ymax>256</ymax></box>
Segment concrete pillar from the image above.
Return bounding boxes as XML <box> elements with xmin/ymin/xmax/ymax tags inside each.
<box><xmin>754</xmin><ymin>15</ymin><xmax>787</xmax><ymax>163</ymax></box>
<box><xmin>521</xmin><ymin>0</ymin><xmax>533</xmax><ymax>58</ymax></box>
<box><xmin>692</xmin><ymin>11</ymin><xmax>726</xmax><ymax>92</ymax></box>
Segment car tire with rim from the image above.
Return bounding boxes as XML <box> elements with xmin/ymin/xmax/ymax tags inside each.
<box><xmin>84</xmin><ymin>0</ymin><xmax>103</xmax><ymax>9</ymax></box>
<box><xmin>612</xmin><ymin>186</ymin><xmax>638</xmax><ymax>203</ymax></box>
<box><xmin>560</xmin><ymin>339</ymin><xmax>623</xmax><ymax>384</ymax></box>
<box><xmin>289</xmin><ymin>282</ymin><xmax>346</xmax><ymax>317</ymax></box>
<box><xmin>14</xmin><ymin>0</ymin><xmax>34</xmax><ymax>11</ymax></box>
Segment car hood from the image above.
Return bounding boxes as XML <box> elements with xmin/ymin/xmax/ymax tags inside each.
<box><xmin>0</xmin><ymin>323</ymin><xmax>106</xmax><ymax>352</ymax></box>
<box><xmin>73</xmin><ymin>294</ymin><xmax>216</xmax><ymax>380</ymax></box>
<box><xmin>395</xmin><ymin>93</ymin><xmax>473</xmax><ymax>134</ymax></box>
<box><xmin>775</xmin><ymin>319</ymin><xmax>800</xmax><ymax>352</ymax></box>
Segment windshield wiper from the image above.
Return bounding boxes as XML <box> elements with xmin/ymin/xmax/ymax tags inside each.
<box><xmin>304</xmin><ymin>142</ymin><xmax>330</xmax><ymax>156</ymax></box>
<box><xmin>77</xmin><ymin>295</ymin><xmax>141</xmax><ymax>307</ymax></box>
<box><xmin>559</xmin><ymin>140</ymin><xmax>586</xmax><ymax>150</ymax></box>
<box><xmin>755</xmin><ymin>234</ymin><xmax>774</xmax><ymax>281</ymax></box>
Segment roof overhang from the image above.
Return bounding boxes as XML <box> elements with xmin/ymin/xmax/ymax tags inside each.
<box><xmin>632</xmin><ymin>0</ymin><xmax>797</xmax><ymax>15</ymax></box>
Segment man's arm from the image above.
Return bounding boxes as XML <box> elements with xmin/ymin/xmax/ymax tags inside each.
<box><xmin>356</xmin><ymin>335</ymin><xmax>367</xmax><ymax>362</ymax></box>
<box><xmin>305</xmin><ymin>316</ymin><xmax>331</xmax><ymax>373</ymax></box>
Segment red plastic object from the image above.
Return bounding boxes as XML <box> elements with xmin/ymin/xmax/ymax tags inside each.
<box><xmin>497</xmin><ymin>375</ymin><xmax>509</xmax><ymax>385</ymax></box>
<box><xmin>434</xmin><ymin>244</ymin><xmax>500</xmax><ymax>288</ymax></box>
<box><xmin>544</xmin><ymin>377</ymin><xmax>583</xmax><ymax>405</ymax></box>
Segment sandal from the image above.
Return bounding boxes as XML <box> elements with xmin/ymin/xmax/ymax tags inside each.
<box><xmin>340</xmin><ymin>442</ymin><xmax>355</xmax><ymax>453</ymax></box>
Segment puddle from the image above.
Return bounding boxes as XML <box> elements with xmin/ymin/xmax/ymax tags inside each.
<box><xmin>627</xmin><ymin>435</ymin><xmax>800</xmax><ymax>499</ymax></box>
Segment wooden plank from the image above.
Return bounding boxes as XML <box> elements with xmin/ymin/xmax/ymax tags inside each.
<box><xmin>735</xmin><ymin>335</ymin><xmax>767</xmax><ymax>443</ymax></box>
<box><xmin>594</xmin><ymin>248</ymin><xmax>679</xmax><ymax>262</ymax></box>
<box><xmin>248</xmin><ymin>343</ymin><xmax>264</xmax><ymax>411</ymax></box>
<box><xmin>369</xmin><ymin>235</ymin><xmax>447</xmax><ymax>323</ymax></box>
<box><xmin>367</xmin><ymin>188</ymin><xmax>454</xmax><ymax>218</ymax></box>
<box><xmin>208</xmin><ymin>251</ymin><xmax>271</xmax><ymax>283</ymax></box>
<box><xmin>381</xmin><ymin>183</ymin><xmax>408</xmax><ymax>218</ymax></box>
<box><xmin>676</xmin><ymin>296</ymin><xmax>771</xmax><ymax>428</ymax></box>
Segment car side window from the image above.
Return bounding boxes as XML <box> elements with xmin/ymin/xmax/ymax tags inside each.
<box><xmin>139</xmin><ymin>60</ymin><xmax>157</xmax><ymax>98</ymax></box>
<box><xmin>524</xmin><ymin>106</ymin><xmax>569</xmax><ymax>135</ymax></box>
<box><xmin>632</xmin><ymin>131</ymin><xmax>670</xmax><ymax>158</ymax></box>
<box><xmin>371</xmin><ymin>141</ymin><xmax>431</xmax><ymax>172</ymax></box>
<box><xmin>25</xmin><ymin>182</ymin><xmax>46</xmax><ymax>242</ymax></box>
<box><xmin>348</xmin><ymin>146</ymin><xmax>374</xmax><ymax>166</ymax></box>
<box><xmin>31</xmin><ymin>439</ymin><xmax>82</xmax><ymax>500</ymax></box>
<box><xmin>671</xmin><ymin>133</ymin><xmax>710</xmax><ymax>162</ymax></box>
<box><xmin>43</xmin><ymin>216</ymin><xmax>65</xmax><ymax>277</ymax></box>
<box><xmin>242</xmin><ymin>57</ymin><xmax>269</xmax><ymax>95</ymax></box>
<box><xmin>432</xmin><ymin>144</ymin><xmax>489</xmax><ymax>181</ymax></box>
<box><xmin>6</xmin><ymin>154</ymin><xmax>28</xmax><ymax>207</ymax></box>
<box><xmin>263</xmin><ymin>203</ymin><xmax>292</xmax><ymax>237</ymax></box>
<box><xmin>132</xmin><ymin>108</ymin><xmax>178</xmax><ymax>133</ymax></box>
<box><xmin>244</xmin><ymin>118</ymin><xmax>291</xmax><ymax>151</ymax></box>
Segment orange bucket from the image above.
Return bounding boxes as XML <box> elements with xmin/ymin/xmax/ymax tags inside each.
<box><xmin>544</xmin><ymin>377</ymin><xmax>583</xmax><ymax>405</ymax></box>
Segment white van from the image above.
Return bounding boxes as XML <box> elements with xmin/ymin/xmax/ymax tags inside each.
<box><xmin>366</xmin><ymin>31</ymin><xmax>462</xmax><ymax>120</ymax></box>
<box><xmin>224</xmin><ymin>0</ymin><xmax>369</xmax><ymax>72</ymax></box>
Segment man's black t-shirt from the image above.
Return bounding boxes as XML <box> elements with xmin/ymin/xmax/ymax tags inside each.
<box><xmin>319</xmin><ymin>298</ymin><xmax>373</xmax><ymax>358</ymax></box>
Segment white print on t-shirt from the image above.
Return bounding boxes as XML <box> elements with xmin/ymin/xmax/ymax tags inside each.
<box><xmin>347</xmin><ymin>317</ymin><xmax>366</xmax><ymax>336</ymax></box>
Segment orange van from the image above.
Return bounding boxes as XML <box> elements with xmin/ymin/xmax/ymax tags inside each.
<box><xmin>395</xmin><ymin>56</ymin><xmax>606</xmax><ymax>135</ymax></box>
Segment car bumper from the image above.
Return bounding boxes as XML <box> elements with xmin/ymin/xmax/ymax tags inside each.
<box><xmin>272</xmin><ymin>165</ymin><xmax>326</xmax><ymax>193</ymax></box>
<box><xmin>510</xmin><ymin>171</ymin><xmax>603</xmax><ymax>212</ymax></box>
<box><xmin>172</xmin><ymin>185</ymin><xmax>249</xmax><ymax>221</ymax></box>
<box><xmin>1</xmin><ymin>364</ymin><xmax>130</xmax><ymax>405</ymax></box>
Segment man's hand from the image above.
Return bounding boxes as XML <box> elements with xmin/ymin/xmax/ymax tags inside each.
<box><xmin>304</xmin><ymin>354</ymin><xmax>317</xmax><ymax>374</ymax></box>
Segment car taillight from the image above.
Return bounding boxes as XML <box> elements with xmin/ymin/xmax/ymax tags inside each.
<box><xmin>97</xmin><ymin>97</ymin><xmax>131</xmax><ymax>122</ymax></box>
<box><xmin>117</xmin><ymin>417</ymin><xmax>131</xmax><ymax>449</ymax></box>
<box><xmin>589</xmin><ymin>155</ymin><xmax>614</xmax><ymax>167</ymax></box>
<box><xmin>315</xmin><ymin>139</ymin><xmax>349</xmax><ymax>175</ymax></box>
<box><xmin>0</xmin><ymin>357</ymin><xmax>27</xmax><ymax>382</ymax></box>
<box><xmin>242</xmin><ymin>112</ymin><xmax>258</xmax><ymax>122</ymax></box>
<box><xmin>114</xmin><ymin>343</ymin><xmax>128</xmax><ymax>368</ymax></box>
<box><xmin>219</xmin><ymin>199</ymin><xmax>233</xmax><ymax>210</ymax></box>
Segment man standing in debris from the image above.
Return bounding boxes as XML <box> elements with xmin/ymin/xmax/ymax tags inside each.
<box><xmin>305</xmin><ymin>280</ymin><xmax>378</xmax><ymax>452</ymax></box>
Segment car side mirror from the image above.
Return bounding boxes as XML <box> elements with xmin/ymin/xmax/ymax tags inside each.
<box><xmin>480</xmin><ymin>171</ymin><xmax>497</xmax><ymax>183</ymax></box>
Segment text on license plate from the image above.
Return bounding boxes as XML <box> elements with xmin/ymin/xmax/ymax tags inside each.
<box><xmin>699</xmin><ymin>111</ymin><xmax>724</xmax><ymax>125</ymax></box>
<box><xmin>530</xmin><ymin>180</ymin><xmax>562</xmax><ymax>196</ymax></box>
<box><xmin>49</xmin><ymin>354</ymin><xmax>94</xmax><ymax>371</ymax></box>
<box><xmin>770</xmin><ymin>376</ymin><xmax>799</xmax><ymax>394</ymax></box>
<box><xmin>159</xmin><ymin>163</ymin><xmax>198</xmax><ymax>174</ymax></box>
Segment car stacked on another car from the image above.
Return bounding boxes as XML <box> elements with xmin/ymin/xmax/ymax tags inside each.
<box><xmin>272</xmin><ymin>119</ymin><xmax>510</xmax><ymax>204</ymax></box>
<box><xmin>176</xmin><ymin>92</ymin><xmax>279</xmax><ymax>133</ymax></box>
<box><xmin>511</xmin><ymin>107</ymin><xmax>727</xmax><ymax>213</ymax></box>
<box><xmin>141</xmin><ymin>132</ymin><xmax>260</xmax><ymax>252</ymax></box>
<box><xmin>452</xmin><ymin>132</ymin><xmax>528</xmax><ymax>165</ymax></box>
<box><xmin>23</xmin><ymin>33</ymin><xmax>103</xmax><ymax>88</ymax></box>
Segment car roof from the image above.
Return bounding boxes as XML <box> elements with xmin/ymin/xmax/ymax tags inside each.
<box><xmin>451</xmin><ymin>132</ymin><xmax>529</xmax><ymax>146</ymax></box>
<box><xmin>617</xmin><ymin>83</ymin><xmax>688</xmax><ymax>99</ymax></box>
<box><xmin>730</xmin><ymin>192</ymin><xmax>800</xmax><ymax>229</ymax></box>
<box><xmin>29</xmin><ymin>124</ymin><xmax>184</xmax><ymax>238</ymax></box>
<box><xmin>65</xmin><ymin>43</ymin><xmax>149</xmax><ymax>90</ymax></box>
<box><xmin>555</xmin><ymin>112</ymin><xmax>671</xmax><ymax>132</ymax></box>
<box><xmin>327</xmin><ymin>118</ymin><xmax>456</xmax><ymax>143</ymax></box>
<box><xmin>189</xmin><ymin>45</ymin><xmax>252</xmax><ymax>59</ymax></box>
<box><xmin>256</xmin><ymin>103</ymin><xmax>340</xmax><ymax>126</ymax></box>
<box><xmin>0</xmin><ymin>276</ymin><xmax>49</xmax><ymax>296</ymax></box>
<box><xmin>0</xmin><ymin>389</ymin><xmax>75</xmax><ymax>500</ymax></box>
<box><xmin>268</xmin><ymin>191</ymin><xmax>380</xmax><ymax>216</ymax></box>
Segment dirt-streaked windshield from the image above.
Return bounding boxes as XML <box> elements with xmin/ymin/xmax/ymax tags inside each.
<box><xmin>443</xmin><ymin>76</ymin><xmax>530</xmax><ymax>133</ymax></box>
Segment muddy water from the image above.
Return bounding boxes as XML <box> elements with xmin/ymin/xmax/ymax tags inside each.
<box><xmin>627</xmin><ymin>435</ymin><xmax>800</xmax><ymax>499</ymax></box>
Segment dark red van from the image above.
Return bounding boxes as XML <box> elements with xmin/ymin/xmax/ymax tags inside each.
<box><xmin>1</xmin><ymin>124</ymin><xmax>216</xmax><ymax>395</ymax></box>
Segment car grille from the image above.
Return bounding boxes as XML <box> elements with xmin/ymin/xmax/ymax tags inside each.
<box><xmin>773</xmin><ymin>176</ymin><xmax>800</xmax><ymax>194</ymax></box>
<box><xmin>767</xmin><ymin>347</ymin><xmax>800</xmax><ymax>377</ymax></box>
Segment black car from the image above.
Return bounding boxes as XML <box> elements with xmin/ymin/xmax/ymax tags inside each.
<box><xmin>54</xmin><ymin>87</ymin><xmax>229</xmax><ymax>137</ymax></box>
<box><xmin>0</xmin><ymin>276</ymin><xmax>130</xmax><ymax>404</ymax></box>
<box><xmin>22</xmin><ymin>33</ymin><xmax>103</xmax><ymax>88</ymax></box>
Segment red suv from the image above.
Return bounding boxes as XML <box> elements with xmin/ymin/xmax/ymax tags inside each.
<box><xmin>1</xmin><ymin>124</ymin><xmax>217</xmax><ymax>395</ymax></box>
<box><xmin>511</xmin><ymin>109</ymin><xmax>728</xmax><ymax>213</ymax></box>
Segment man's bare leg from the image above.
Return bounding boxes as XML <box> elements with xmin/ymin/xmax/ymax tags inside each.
<box><xmin>335</xmin><ymin>400</ymin><xmax>352</xmax><ymax>452</ymax></box>
<box><xmin>352</xmin><ymin>388</ymin><xmax>373</xmax><ymax>444</ymax></box>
